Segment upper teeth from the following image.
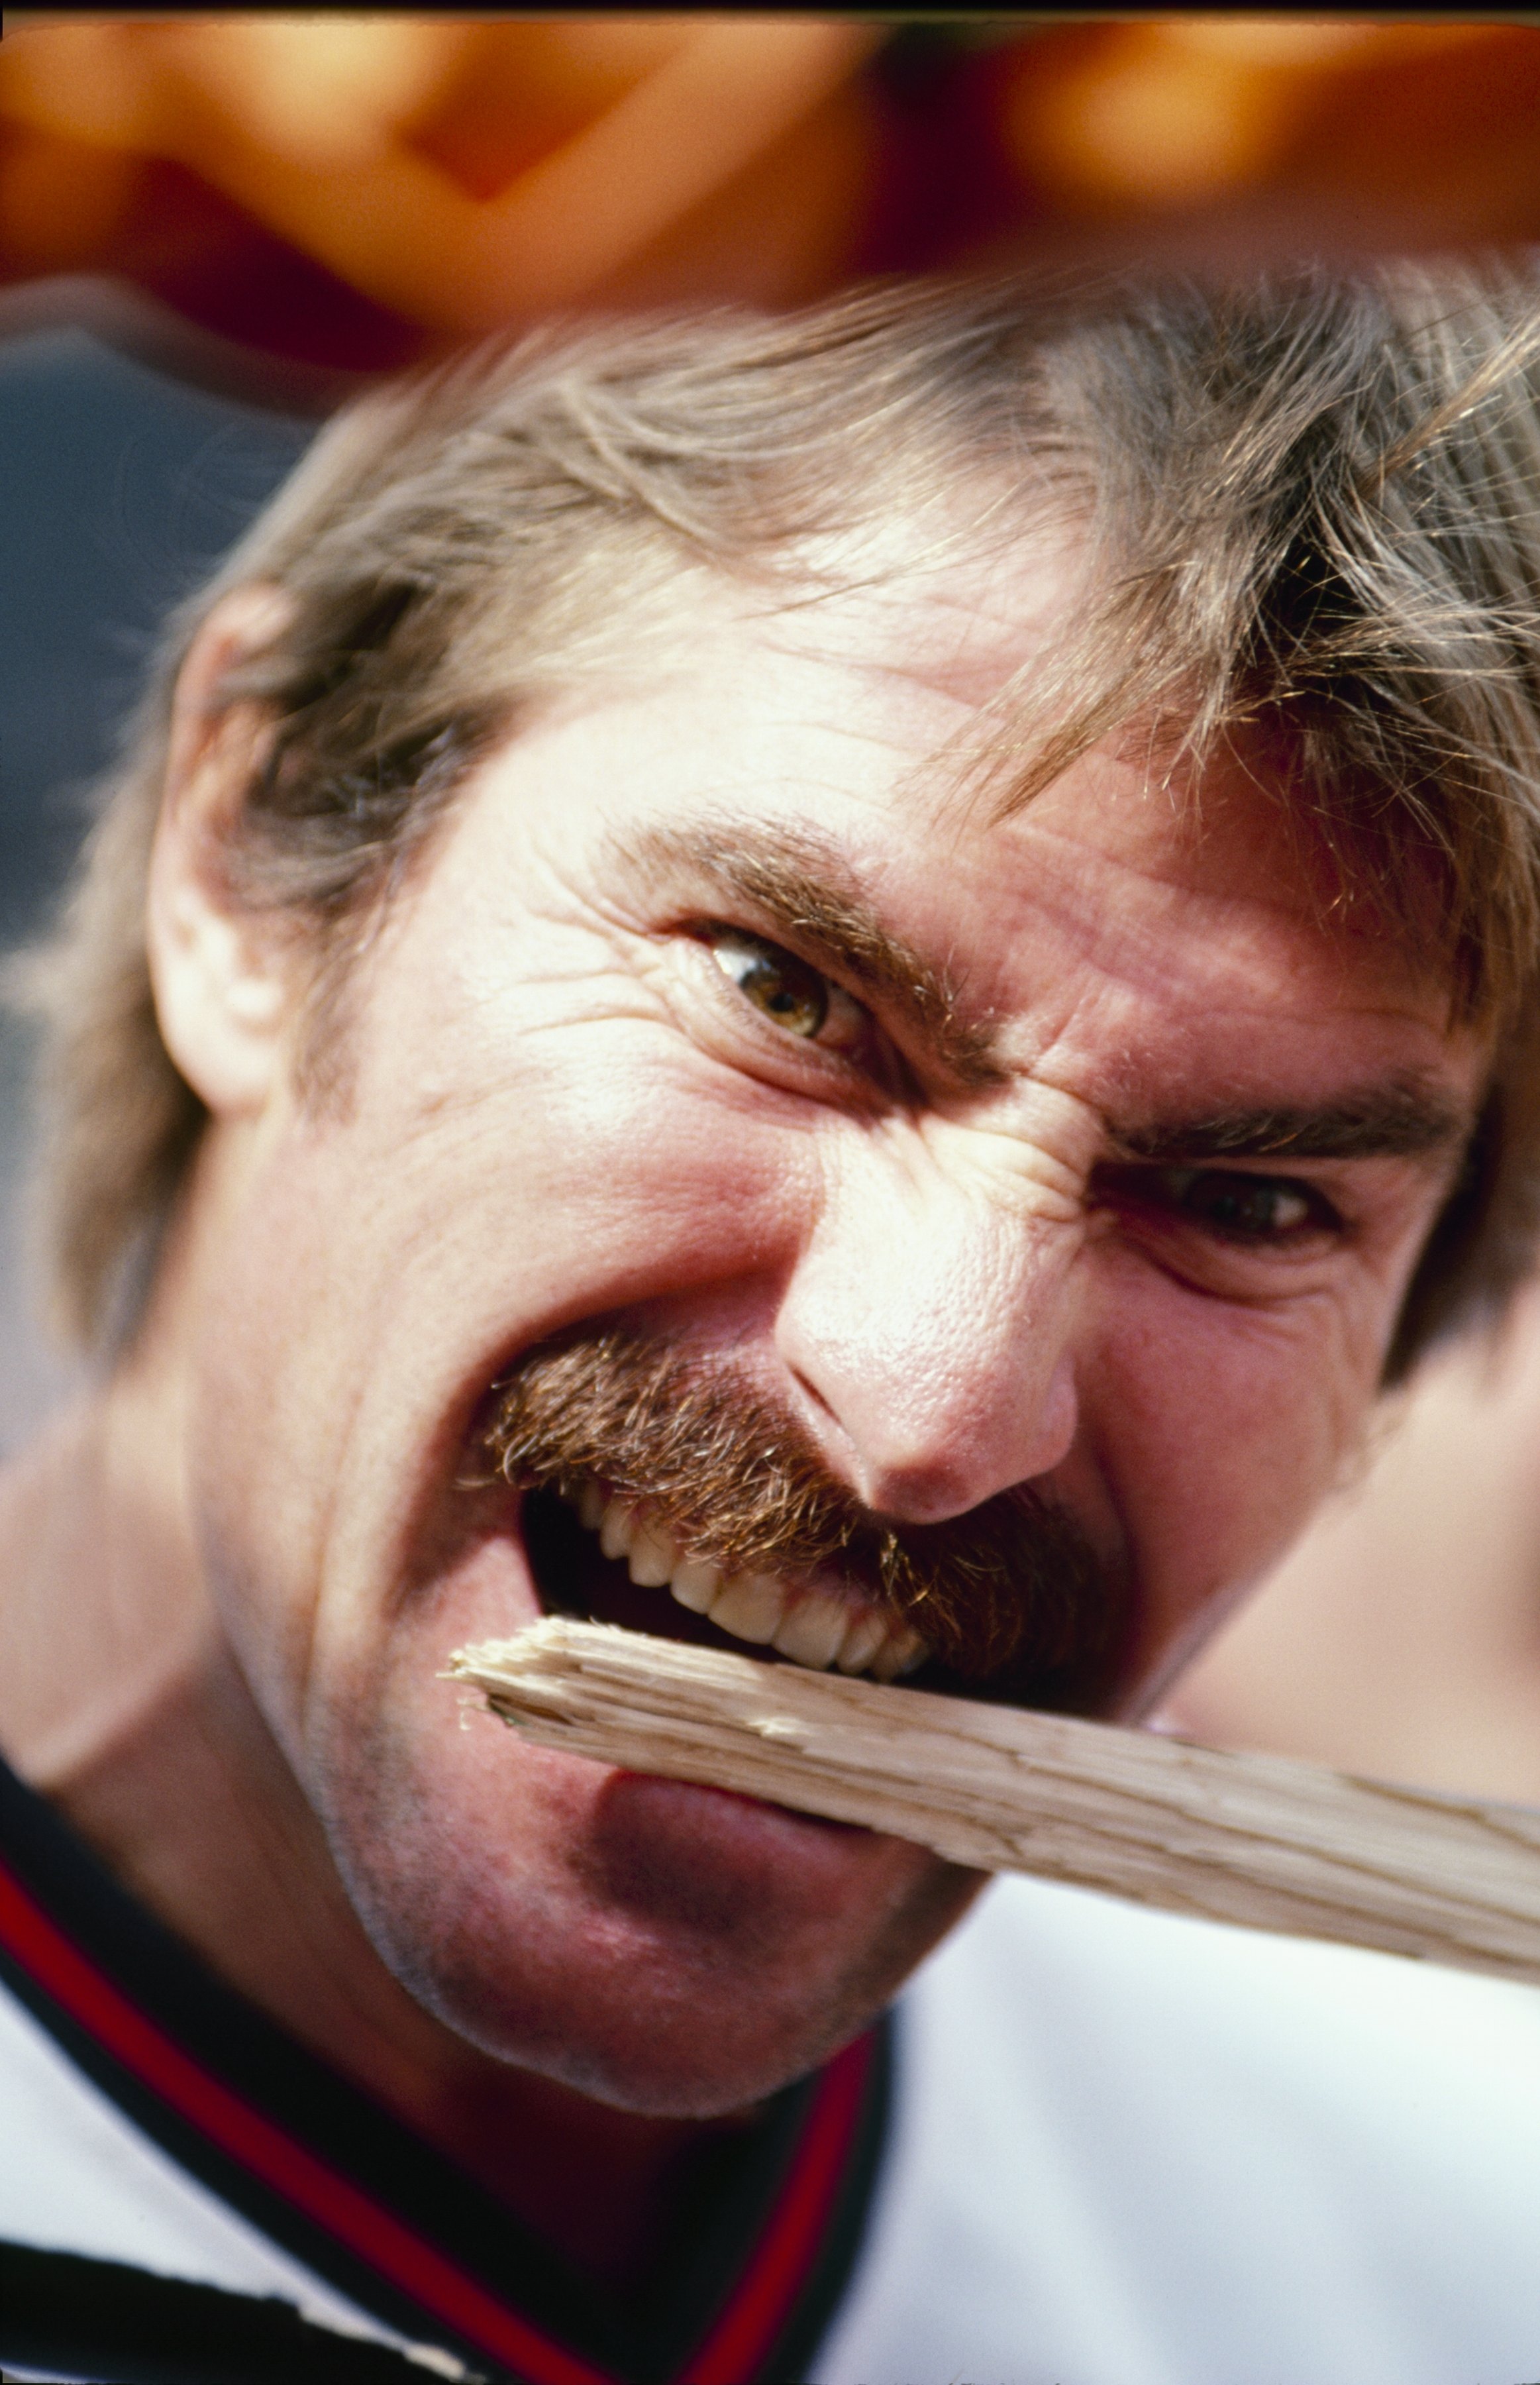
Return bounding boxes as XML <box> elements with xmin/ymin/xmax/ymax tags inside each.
<box><xmin>563</xmin><ymin>1483</ymin><xmax>927</xmax><ymax>1683</ymax></box>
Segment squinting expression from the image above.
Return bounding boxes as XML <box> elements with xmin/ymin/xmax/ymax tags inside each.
<box><xmin>185</xmin><ymin>535</ymin><xmax>1486</xmax><ymax>2115</ymax></box>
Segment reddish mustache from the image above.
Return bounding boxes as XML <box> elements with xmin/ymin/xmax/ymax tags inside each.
<box><xmin>478</xmin><ymin>1332</ymin><xmax>1127</xmax><ymax>1701</ymax></box>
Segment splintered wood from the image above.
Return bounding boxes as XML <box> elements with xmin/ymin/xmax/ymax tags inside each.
<box><xmin>448</xmin><ymin>1617</ymin><xmax>1540</xmax><ymax>1989</ymax></box>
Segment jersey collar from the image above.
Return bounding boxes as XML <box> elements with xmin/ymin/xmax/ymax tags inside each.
<box><xmin>0</xmin><ymin>1754</ymin><xmax>892</xmax><ymax>2384</ymax></box>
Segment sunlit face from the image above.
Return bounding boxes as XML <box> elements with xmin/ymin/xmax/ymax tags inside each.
<box><xmin>180</xmin><ymin>531</ymin><xmax>1486</xmax><ymax>2115</ymax></box>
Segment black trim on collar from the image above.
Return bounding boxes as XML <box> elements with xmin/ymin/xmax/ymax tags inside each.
<box><xmin>0</xmin><ymin>2241</ymin><xmax>468</xmax><ymax>2385</ymax></box>
<box><xmin>0</xmin><ymin>1755</ymin><xmax>892</xmax><ymax>2385</ymax></box>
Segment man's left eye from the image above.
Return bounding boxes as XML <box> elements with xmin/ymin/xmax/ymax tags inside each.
<box><xmin>1137</xmin><ymin>1167</ymin><xmax>1337</xmax><ymax>1242</ymax></box>
<box><xmin>705</xmin><ymin>929</ymin><xmax>831</xmax><ymax>1039</ymax></box>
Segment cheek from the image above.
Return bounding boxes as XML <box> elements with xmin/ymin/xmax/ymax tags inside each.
<box><xmin>184</xmin><ymin>1139</ymin><xmax>368</xmax><ymax>1742</ymax></box>
<box><xmin>478</xmin><ymin>1035</ymin><xmax>814</xmax><ymax>1294</ymax></box>
<box><xmin>183</xmin><ymin>1028</ymin><xmax>817</xmax><ymax>1760</ymax></box>
<box><xmin>1082</xmin><ymin>1257</ymin><xmax>1389</xmax><ymax>1664</ymax></box>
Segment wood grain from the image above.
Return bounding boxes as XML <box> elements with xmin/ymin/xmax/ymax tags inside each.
<box><xmin>448</xmin><ymin>1617</ymin><xmax>1540</xmax><ymax>1988</ymax></box>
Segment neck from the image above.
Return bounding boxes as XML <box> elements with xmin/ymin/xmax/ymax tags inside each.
<box><xmin>0</xmin><ymin>1333</ymin><xmax>718</xmax><ymax>2288</ymax></box>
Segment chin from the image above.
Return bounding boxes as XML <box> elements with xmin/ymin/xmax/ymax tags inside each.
<box><xmin>308</xmin><ymin>1589</ymin><xmax>983</xmax><ymax>2113</ymax></box>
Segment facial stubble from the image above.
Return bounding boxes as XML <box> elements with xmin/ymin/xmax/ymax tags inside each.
<box><xmin>301</xmin><ymin>1324</ymin><xmax>1127</xmax><ymax>2113</ymax></box>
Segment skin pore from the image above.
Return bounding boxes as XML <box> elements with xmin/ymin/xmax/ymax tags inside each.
<box><xmin>0</xmin><ymin>527</ymin><xmax>1488</xmax><ymax>2284</ymax></box>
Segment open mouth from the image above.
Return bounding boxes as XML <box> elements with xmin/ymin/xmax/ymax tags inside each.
<box><xmin>523</xmin><ymin>1479</ymin><xmax>929</xmax><ymax>1687</ymax></box>
<box><xmin>487</xmin><ymin>1331</ymin><xmax>1131</xmax><ymax>1717</ymax></box>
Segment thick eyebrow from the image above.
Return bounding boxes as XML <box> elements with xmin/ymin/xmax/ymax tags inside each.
<box><xmin>611</xmin><ymin>822</ymin><xmax>1475</xmax><ymax>1156</ymax></box>
<box><xmin>1108</xmin><ymin>1085</ymin><xmax>1474</xmax><ymax>1169</ymax></box>
<box><xmin>612</xmin><ymin>820</ymin><xmax>1007</xmax><ymax>1088</ymax></box>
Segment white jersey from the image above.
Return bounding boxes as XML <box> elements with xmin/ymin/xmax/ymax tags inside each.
<box><xmin>5</xmin><ymin>1750</ymin><xmax>1540</xmax><ymax>2384</ymax></box>
<box><xmin>825</xmin><ymin>1876</ymin><xmax>1540</xmax><ymax>2384</ymax></box>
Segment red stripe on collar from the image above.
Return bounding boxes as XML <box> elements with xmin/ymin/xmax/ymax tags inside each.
<box><xmin>0</xmin><ymin>1852</ymin><xmax>611</xmax><ymax>2385</ymax></box>
<box><xmin>680</xmin><ymin>2029</ymin><xmax>874</xmax><ymax>2384</ymax></box>
<box><xmin>0</xmin><ymin>1845</ymin><xmax>877</xmax><ymax>2384</ymax></box>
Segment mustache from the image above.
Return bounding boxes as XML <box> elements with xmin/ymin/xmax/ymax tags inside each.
<box><xmin>478</xmin><ymin>1331</ymin><xmax>1129</xmax><ymax>1707</ymax></box>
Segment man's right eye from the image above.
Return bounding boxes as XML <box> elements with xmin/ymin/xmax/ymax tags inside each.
<box><xmin>704</xmin><ymin>929</ymin><xmax>832</xmax><ymax>1040</ymax></box>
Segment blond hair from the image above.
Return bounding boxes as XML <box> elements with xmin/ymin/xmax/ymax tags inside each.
<box><xmin>21</xmin><ymin>262</ymin><xmax>1540</xmax><ymax>1367</ymax></box>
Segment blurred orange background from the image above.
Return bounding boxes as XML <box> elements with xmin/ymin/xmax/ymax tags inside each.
<box><xmin>3</xmin><ymin>15</ymin><xmax>1539</xmax><ymax>396</ymax></box>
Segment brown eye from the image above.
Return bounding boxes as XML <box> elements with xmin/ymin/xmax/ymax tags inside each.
<box><xmin>1111</xmin><ymin>1166</ymin><xmax>1335</xmax><ymax>1242</ymax></box>
<box><xmin>1166</xmin><ymin>1171</ymin><xmax>1321</xmax><ymax>1240</ymax></box>
<box><xmin>708</xmin><ymin>930</ymin><xmax>829</xmax><ymax>1039</ymax></box>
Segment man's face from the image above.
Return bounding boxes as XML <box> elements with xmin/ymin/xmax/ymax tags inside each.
<box><xmin>181</xmin><ymin>532</ymin><xmax>1485</xmax><ymax>2115</ymax></box>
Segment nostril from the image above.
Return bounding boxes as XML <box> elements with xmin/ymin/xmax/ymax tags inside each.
<box><xmin>852</xmin><ymin>1463</ymin><xmax>997</xmax><ymax>1531</ymax></box>
<box><xmin>786</xmin><ymin>1363</ymin><xmax>840</xmax><ymax>1425</ymax></box>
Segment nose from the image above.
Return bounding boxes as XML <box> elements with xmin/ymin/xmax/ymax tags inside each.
<box><xmin>772</xmin><ymin>1134</ymin><xmax>1082</xmax><ymax>1524</ymax></box>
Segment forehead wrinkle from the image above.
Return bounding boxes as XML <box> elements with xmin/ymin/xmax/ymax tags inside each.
<box><xmin>754</xmin><ymin>523</ymin><xmax>1074</xmax><ymax>722</ymax></box>
<box><xmin>772</xmin><ymin>592</ymin><xmax>1062</xmax><ymax>723</ymax></box>
<box><xmin>608</xmin><ymin>818</ymin><xmax>1007</xmax><ymax>1090</ymax></box>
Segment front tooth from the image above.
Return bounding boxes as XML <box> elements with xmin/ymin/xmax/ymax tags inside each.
<box><xmin>894</xmin><ymin>1627</ymin><xmax>927</xmax><ymax>1675</ymax></box>
<box><xmin>871</xmin><ymin>1626</ymin><xmax>928</xmax><ymax>1684</ymax></box>
<box><xmin>835</xmin><ymin>1611</ymin><xmax>887</xmax><ymax>1675</ymax></box>
<box><xmin>707</xmin><ymin>1573</ymin><xmax>787</xmax><ymax>1645</ymax></box>
<box><xmin>772</xmin><ymin>1593</ymin><xmax>850</xmax><ymax>1670</ymax></box>
<box><xmin>598</xmin><ymin>1500</ymin><xmax>635</xmax><ymax>1561</ymax></box>
<box><xmin>627</xmin><ymin>1518</ymin><xmax>680</xmax><ymax>1587</ymax></box>
<box><xmin>577</xmin><ymin>1480</ymin><xmax>605</xmax><ymax>1532</ymax></box>
<box><xmin>669</xmin><ymin>1557</ymin><xmax>721</xmax><ymax>1615</ymax></box>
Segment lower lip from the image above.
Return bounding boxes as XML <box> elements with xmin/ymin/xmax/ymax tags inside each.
<box><xmin>613</xmin><ymin>1770</ymin><xmax>865</xmax><ymax>1832</ymax></box>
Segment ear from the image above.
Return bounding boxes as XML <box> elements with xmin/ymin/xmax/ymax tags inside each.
<box><xmin>146</xmin><ymin>584</ymin><xmax>298</xmax><ymax>1120</ymax></box>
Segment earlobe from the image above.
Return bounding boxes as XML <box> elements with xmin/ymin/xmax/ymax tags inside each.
<box><xmin>146</xmin><ymin>585</ymin><xmax>297</xmax><ymax>1121</ymax></box>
